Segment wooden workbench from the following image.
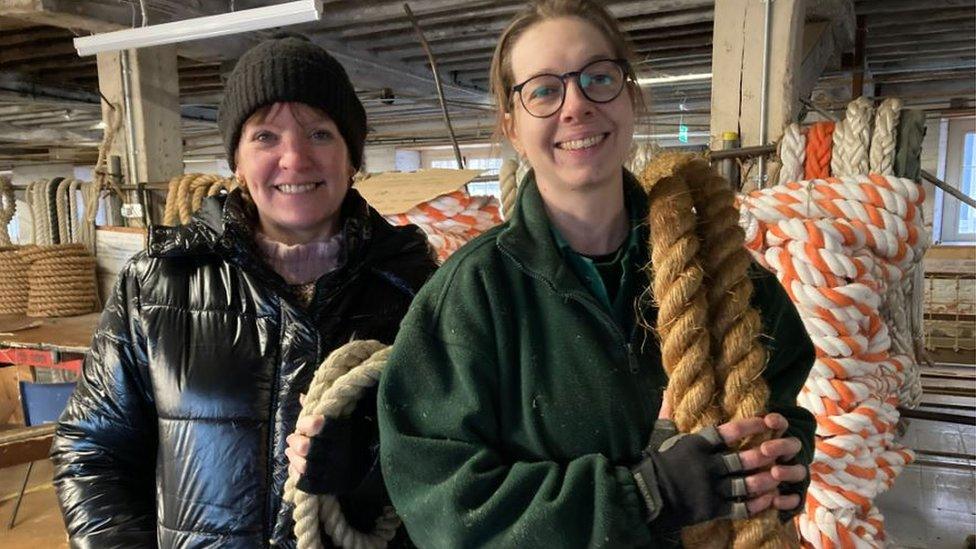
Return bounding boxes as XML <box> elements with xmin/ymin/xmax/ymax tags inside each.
<box><xmin>0</xmin><ymin>313</ymin><xmax>100</xmax><ymax>356</ymax></box>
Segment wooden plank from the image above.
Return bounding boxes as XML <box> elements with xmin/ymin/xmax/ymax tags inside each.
<box><xmin>94</xmin><ymin>226</ymin><xmax>146</xmax><ymax>299</ymax></box>
<box><xmin>355</xmin><ymin>169</ymin><xmax>482</xmax><ymax>216</ymax></box>
<box><xmin>0</xmin><ymin>313</ymin><xmax>98</xmax><ymax>354</ymax></box>
<box><xmin>0</xmin><ymin>424</ymin><xmax>55</xmax><ymax>468</ymax></box>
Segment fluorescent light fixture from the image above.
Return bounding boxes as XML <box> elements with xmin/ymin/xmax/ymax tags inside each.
<box><xmin>74</xmin><ymin>0</ymin><xmax>323</xmax><ymax>57</ymax></box>
<box><xmin>637</xmin><ymin>73</ymin><xmax>713</xmax><ymax>86</ymax></box>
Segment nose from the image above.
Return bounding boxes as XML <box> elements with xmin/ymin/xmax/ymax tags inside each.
<box><xmin>559</xmin><ymin>78</ymin><xmax>594</xmax><ymax>122</ymax></box>
<box><xmin>277</xmin><ymin>134</ymin><xmax>315</xmax><ymax>172</ymax></box>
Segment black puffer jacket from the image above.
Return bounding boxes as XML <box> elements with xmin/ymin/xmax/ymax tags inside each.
<box><xmin>51</xmin><ymin>188</ymin><xmax>437</xmax><ymax>548</ymax></box>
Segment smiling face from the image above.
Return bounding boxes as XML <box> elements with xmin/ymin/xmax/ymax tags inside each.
<box><xmin>505</xmin><ymin>16</ymin><xmax>634</xmax><ymax>196</ymax></box>
<box><xmin>234</xmin><ymin>102</ymin><xmax>354</xmax><ymax>245</ymax></box>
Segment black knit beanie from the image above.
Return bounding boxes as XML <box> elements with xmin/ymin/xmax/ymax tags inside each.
<box><xmin>218</xmin><ymin>35</ymin><xmax>367</xmax><ymax>171</ymax></box>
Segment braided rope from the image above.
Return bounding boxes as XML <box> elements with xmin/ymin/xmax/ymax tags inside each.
<box><xmin>834</xmin><ymin>98</ymin><xmax>873</xmax><ymax>177</ymax></box>
<box><xmin>804</xmin><ymin>122</ymin><xmax>835</xmax><ymax>180</ymax></box>
<box><xmin>499</xmin><ymin>158</ymin><xmax>518</xmax><ymax>220</ymax></box>
<box><xmin>829</xmin><ymin>121</ymin><xmax>848</xmax><ymax>177</ymax></box>
<box><xmin>46</xmin><ymin>178</ymin><xmax>61</xmax><ymax>244</ymax></box>
<box><xmin>893</xmin><ymin>110</ymin><xmax>926</xmax><ymax>182</ymax></box>
<box><xmin>283</xmin><ymin>340</ymin><xmax>401</xmax><ymax>549</ymax></box>
<box><xmin>0</xmin><ymin>176</ymin><xmax>15</xmax><ymax>246</ymax></box>
<box><xmin>869</xmin><ymin>99</ymin><xmax>902</xmax><ymax>176</ymax></box>
<box><xmin>778</xmin><ymin>123</ymin><xmax>807</xmax><ymax>186</ymax></box>
<box><xmin>78</xmin><ymin>181</ymin><xmax>101</xmax><ymax>250</ymax></box>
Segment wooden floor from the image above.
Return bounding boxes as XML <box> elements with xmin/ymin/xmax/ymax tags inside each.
<box><xmin>0</xmin><ymin>459</ymin><xmax>67</xmax><ymax>548</ymax></box>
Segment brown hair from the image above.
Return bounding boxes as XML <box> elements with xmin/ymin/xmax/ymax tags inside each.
<box><xmin>488</xmin><ymin>0</ymin><xmax>645</xmax><ymax>138</ymax></box>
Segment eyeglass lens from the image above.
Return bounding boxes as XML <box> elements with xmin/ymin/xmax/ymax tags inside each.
<box><xmin>519</xmin><ymin>59</ymin><xmax>625</xmax><ymax>118</ymax></box>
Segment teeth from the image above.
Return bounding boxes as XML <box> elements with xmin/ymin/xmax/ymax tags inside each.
<box><xmin>276</xmin><ymin>183</ymin><xmax>319</xmax><ymax>194</ymax></box>
<box><xmin>558</xmin><ymin>134</ymin><xmax>606</xmax><ymax>151</ymax></box>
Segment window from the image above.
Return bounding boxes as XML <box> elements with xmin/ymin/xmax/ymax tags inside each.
<box><xmin>939</xmin><ymin>118</ymin><xmax>976</xmax><ymax>243</ymax></box>
<box><xmin>956</xmin><ymin>132</ymin><xmax>975</xmax><ymax>235</ymax></box>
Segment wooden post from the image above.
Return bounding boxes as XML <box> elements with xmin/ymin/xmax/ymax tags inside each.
<box><xmin>96</xmin><ymin>46</ymin><xmax>182</xmax><ymax>226</ymax></box>
<box><xmin>709</xmin><ymin>0</ymin><xmax>806</xmax><ymax>169</ymax></box>
<box><xmin>852</xmin><ymin>15</ymin><xmax>867</xmax><ymax>99</ymax></box>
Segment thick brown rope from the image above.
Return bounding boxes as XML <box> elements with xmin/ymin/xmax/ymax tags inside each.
<box><xmin>680</xmin><ymin>158</ymin><xmax>787</xmax><ymax>548</ymax></box>
<box><xmin>164</xmin><ymin>174</ymin><xmax>236</xmax><ymax>225</ymax></box>
<box><xmin>640</xmin><ymin>153</ymin><xmax>790</xmax><ymax>548</ymax></box>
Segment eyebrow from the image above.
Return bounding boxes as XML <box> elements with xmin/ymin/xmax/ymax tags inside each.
<box><xmin>521</xmin><ymin>53</ymin><xmax>615</xmax><ymax>81</ymax></box>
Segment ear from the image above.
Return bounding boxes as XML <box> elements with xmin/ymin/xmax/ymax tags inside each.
<box><xmin>501</xmin><ymin>111</ymin><xmax>523</xmax><ymax>156</ymax></box>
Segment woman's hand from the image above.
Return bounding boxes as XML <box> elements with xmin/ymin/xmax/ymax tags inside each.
<box><xmin>631</xmin><ymin>400</ymin><xmax>806</xmax><ymax>529</ymax></box>
<box><xmin>285</xmin><ymin>412</ymin><xmax>325</xmax><ymax>480</ymax></box>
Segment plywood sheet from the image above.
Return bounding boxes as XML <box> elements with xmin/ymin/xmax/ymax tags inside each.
<box><xmin>355</xmin><ymin>169</ymin><xmax>482</xmax><ymax>216</ymax></box>
<box><xmin>0</xmin><ymin>313</ymin><xmax>99</xmax><ymax>354</ymax></box>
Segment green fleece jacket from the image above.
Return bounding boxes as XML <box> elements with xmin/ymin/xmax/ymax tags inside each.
<box><xmin>378</xmin><ymin>170</ymin><xmax>816</xmax><ymax>548</ymax></box>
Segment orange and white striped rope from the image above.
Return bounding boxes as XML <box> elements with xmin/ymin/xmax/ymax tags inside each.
<box><xmin>739</xmin><ymin>171</ymin><xmax>925</xmax><ymax>548</ymax></box>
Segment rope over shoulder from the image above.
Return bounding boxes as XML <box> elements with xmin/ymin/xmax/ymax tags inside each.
<box><xmin>284</xmin><ymin>340</ymin><xmax>401</xmax><ymax>549</ymax></box>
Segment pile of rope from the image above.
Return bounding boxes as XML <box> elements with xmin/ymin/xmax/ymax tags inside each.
<box><xmin>283</xmin><ymin>340</ymin><xmax>400</xmax><ymax>549</ymax></box>
<box><xmin>22</xmin><ymin>243</ymin><xmax>99</xmax><ymax>317</ymax></box>
<box><xmin>0</xmin><ymin>246</ymin><xmax>30</xmax><ymax>314</ymax></box>
<box><xmin>385</xmin><ymin>190</ymin><xmax>502</xmax><ymax>262</ymax></box>
<box><xmin>0</xmin><ymin>176</ymin><xmax>14</xmax><ymax>247</ymax></box>
<box><xmin>738</xmin><ymin>97</ymin><xmax>928</xmax><ymax>548</ymax></box>
<box><xmin>162</xmin><ymin>173</ymin><xmax>238</xmax><ymax>225</ymax></box>
<box><xmin>639</xmin><ymin>152</ymin><xmax>787</xmax><ymax>548</ymax></box>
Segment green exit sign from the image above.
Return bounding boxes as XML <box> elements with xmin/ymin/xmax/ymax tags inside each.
<box><xmin>678</xmin><ymin>124</ymin><xmax>689</xmax><ymax>143</ymax></box>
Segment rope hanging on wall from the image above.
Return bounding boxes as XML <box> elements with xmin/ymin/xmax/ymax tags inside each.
<box><xmin>162</xmin><ymin>173</ymin><xmax>237</xmax><ymax>225</ymax></box>
<box><xmin>0</xmin><ymin>175</ymin><xmax>15</xmax><ymax>247</ymax></box>
<box><xmin>499</xmin><ymin>158</ymin><xmax>518</xmax><ymax>220</ymax></box>
<box><xmin>778</xmin><ymin>123</ymin><xmax>807</xmax><ymax>186</ymax></box>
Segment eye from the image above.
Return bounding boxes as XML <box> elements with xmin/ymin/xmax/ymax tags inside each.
<box><xmin>529</xmin><ymin>84</ymin><xmax>558</xmax><ymax>100</ymax></box>
<box><xmin>310</xmin><ymin>129</ymin><xmax>334</xmax><ymax>142</ymax></box>
<box><xmin>252</xmin><ymin>130</ymin><xmax>276</xmax><ymax>143</ymax></box>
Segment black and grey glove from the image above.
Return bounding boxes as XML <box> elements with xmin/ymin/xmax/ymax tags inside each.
<box><xmin>775</xmin><ymin>456</ymin><xmax>808</xmax><ymax>522</ymax></box>
<box><xmin>631</xmin><ymin>419</ymin><xmax>751</xmax><ymax>532</ymax></box>
<box><xmin>296</xmin><ymin>387</ymin><xmax>378</xmax><ymax>496</ymax></box>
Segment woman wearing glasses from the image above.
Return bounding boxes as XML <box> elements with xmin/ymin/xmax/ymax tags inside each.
<box><xmin>369</xmin><ymin>1</ymin><xmax>816</xmax><ymax>546</ymax></box>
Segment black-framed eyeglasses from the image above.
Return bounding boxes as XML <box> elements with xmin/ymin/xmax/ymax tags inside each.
<box><xmin>511</xmin><ymin>58</ymin><xmax>631</xmax><ymax>118</ymax></box>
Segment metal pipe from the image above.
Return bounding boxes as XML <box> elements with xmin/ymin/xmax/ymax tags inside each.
<box><xmin>119</xmin><ymin>50</ymin><xmax>147</xmax><ymax>227</ymax></box>
<box><xmin>403</xmin><ymin>3</ymin><xmax>465</xmax><ymax>170</ymax></box>
<box><xmin>922</xmin><ymin>169</ymin><xmax>976</xmax><ymax>209</ymax></box>
<box><xmin>757</xmin><ymin>0</ymin><xmax>773</xmax><ymax>188</ymax></box>
<box><xmin>709</xmin><ymin>143</ymin><xmax>777</xmax><ymax>161</ymax></box>
<box><xmin>899</xmin><ymin>407</ymin><xmax>976</xmax><ymax>425</ymax></box>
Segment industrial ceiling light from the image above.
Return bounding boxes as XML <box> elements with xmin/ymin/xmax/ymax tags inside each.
<box><xmin>74</xmin><ymin>0</ymin><xmax>323</xmax><ymax>57</ymax></box>
<box><xmin>637</xmin><ymin>73</ymin><xmax>713</xmax><ymax>86</ymax></box>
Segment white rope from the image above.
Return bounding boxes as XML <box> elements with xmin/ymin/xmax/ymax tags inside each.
<box><xmin>869</xmin><ymin>98</ymin><xmax>902</xmax><ymax>175</ymax></box>
<box><xmin>0</xmin><ymin>175</ymin><xmax>15</xmax><ymax>246</ymax></box>
<box><xmin>837</xmin><ymin>97</ymin><xmax>873</xmax><ymax>176</ymax></box>
<box><xmin>777</xmin><ymin>123</ymin><xmax>806</xmax><ymax>186</ymax></box>
<box><xmin>283</xmin><ymin>341</ymin><xmax>401</xmax><ymax>549</ymax></box>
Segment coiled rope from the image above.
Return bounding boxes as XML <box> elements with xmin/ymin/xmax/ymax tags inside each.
<box><xmin>163</xmin><ymin>173</ymin><xmax>237</xmax><ymax>225</ymax></box>
<box><xmin>0</xmin><ymin>175</ymin><xmax>14</xmax><ymax>246</ymax></box>
<box><xmin>283</xmin><ymin>340</ymin><xmax>401</xmax><ymax>549</ymax></box>
<box><xmin>833</xmin><ymin>98</ymin><xmax>873</xmax><ymax>177</ymax></box>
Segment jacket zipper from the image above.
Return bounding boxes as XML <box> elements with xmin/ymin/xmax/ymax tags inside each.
<box><xmin>265</xmin><ymin>304</ymin><xmax>285</xmax><ymax>545</ymax></box>
<box><xmin>500</xmin><ymin>248</ymin><xmax>640</xmax><ymax>374</ymax></box>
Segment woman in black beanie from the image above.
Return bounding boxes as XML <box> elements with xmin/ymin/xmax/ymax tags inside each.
<box><xmin>51</xmin><ymin>35</ymin><xmax>436</xmax><ymax>548</ymax></box>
